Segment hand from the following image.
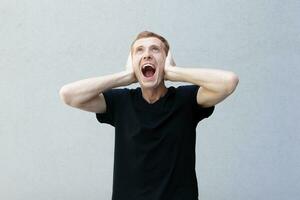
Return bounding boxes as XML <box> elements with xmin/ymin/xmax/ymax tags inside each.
<box><xmin>125</xmin><ymin>51</ymin><xmax>138</xmax><ymax>84</ymax></box>
<box><xmin>164</xmin><ymin>50</ymin><xmax>176</xmax><ymax>81</ymax></box>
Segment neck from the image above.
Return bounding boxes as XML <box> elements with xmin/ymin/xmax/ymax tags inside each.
<box><xmin>141</xmin><ymin>82</ymin><xmax>168</xmax><ymax>104</ymax></box>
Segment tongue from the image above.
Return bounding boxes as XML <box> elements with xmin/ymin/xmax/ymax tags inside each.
<box><xmin>145</xmin><ymin>69</ymin><xmax>155</xmax><ymax>77</ymax></box>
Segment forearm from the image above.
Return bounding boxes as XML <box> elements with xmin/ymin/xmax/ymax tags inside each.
<box><xmin>165</xmin><ymin>66</ymin><xmax>238</xmax><ymax>93</ymax></box>
<box><xmin>60</xmin><ymin>70</ymin><xmax>134</xmax><ymax>105</ymax></box>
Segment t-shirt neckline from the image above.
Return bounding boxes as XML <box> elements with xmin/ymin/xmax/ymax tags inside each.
<box><xmin>137</xmin><ymin>86</ymin><xmax>174</xmax><ymax>108</ymax></box>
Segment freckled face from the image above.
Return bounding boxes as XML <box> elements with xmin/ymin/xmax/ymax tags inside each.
<box><xmin>131</xmin><ymin>37</ymin><xmax>166</xmax><ymax>89</ymax></box>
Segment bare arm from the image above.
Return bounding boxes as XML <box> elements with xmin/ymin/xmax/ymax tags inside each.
<box><xmin>59</xmin><ymin>52</ymin><xmax>137</xmax><ymax>113</ymax></box>
<box><xmin>164</xmin><ymin>51</ymin><xmax>239</xmax><ymax>108</ymax></box>
<box><xmin>59</xmin><ymin>70</ymin><xmax>137</xmax><ymax>113</ymax></box>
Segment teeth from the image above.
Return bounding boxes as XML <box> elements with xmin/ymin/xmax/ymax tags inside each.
<box><xmin>142</xmin><ymin>64</ymin><xmax>154</xmax><ymax>69</ymax></box>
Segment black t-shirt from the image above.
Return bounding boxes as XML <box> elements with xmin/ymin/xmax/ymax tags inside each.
<box><xmin>95</xmin><ymin>84</ymin><xmax>215</xmax><ymax>200</ymax></box>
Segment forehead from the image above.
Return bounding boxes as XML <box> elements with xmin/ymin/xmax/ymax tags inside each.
<box><xmin>133</xmin><ymin>37</ymin><xmax>164</xmax><ymax>49</ymax></box>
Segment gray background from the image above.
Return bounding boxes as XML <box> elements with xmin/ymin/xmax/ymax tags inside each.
<box><xmin>1</xmin><ymin>0</ymin><xmax>299</xmax><ymax>199</ymax></box>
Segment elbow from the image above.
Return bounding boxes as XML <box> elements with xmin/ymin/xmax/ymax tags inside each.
<box><xmin>59</xmin><ymin>86</ymin><xmax>73</xmax><ymax>105</ymax></box>
<box><xmin>225</xmin><ymin>72</ymin><xmax>239</xmax><ymax>94</ymax></box>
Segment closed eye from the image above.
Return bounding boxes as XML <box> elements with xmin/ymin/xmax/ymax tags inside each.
<box><xmin>152</xmin><ymin>47</ymin><xmax>160</xmax><ymax>52</ymax></box>
<box><xmin>135</xmin><ymin>47</ymin><xmax>144</xmax><ymax>53</ymax></box>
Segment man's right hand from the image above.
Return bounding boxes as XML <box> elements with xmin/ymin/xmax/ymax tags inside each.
<box><xmin>125</xmin><ymin>51</ymin><xmax>138</xmax><ymax>84</ymax></box>
<box><xmin>59</xmin><ymin>51</ymin><xmax>138</xmax><ymax>113</ymax></box>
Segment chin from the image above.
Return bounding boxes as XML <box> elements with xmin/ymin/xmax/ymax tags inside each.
<box><xmin>139</xmin><ymin>81</ymin><xmax>157</xmax><ymax>89</ymax></box>
<box><xmin>139</xmin><ymin>78</ymin><xmax>165</xmax><ymax>90</ymax></box>
<box><xmin>137</xmin><ymin>69</ymin><xmax>165</xmax><ymax>89</ymax></box>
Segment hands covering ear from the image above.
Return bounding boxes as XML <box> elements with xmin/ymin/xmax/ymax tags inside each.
<box><xmin>125</xmin><ymin>49</ymin><xmax>175</xmax><ymax>82</ymax></box>
<box><xmin>125</xmin><ymin>51</ymin><xmax>138</xmax><ymax>84</ymax></box>
<box><xmin>164</xmin><ymin>50</ymin><xmax>176</xmax><ymax>81</ymax></box>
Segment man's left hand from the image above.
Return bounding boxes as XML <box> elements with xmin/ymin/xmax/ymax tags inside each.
<box><xmin>164</xmin><ymin>50</ymin><xmax>176</xmax><ymax>80</ymax></box>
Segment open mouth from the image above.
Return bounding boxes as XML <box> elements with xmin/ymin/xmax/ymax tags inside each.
<box><xmin>141</xmin><ymin>63</ymin><xmax>156</xmax><ymax>78</ymax></box>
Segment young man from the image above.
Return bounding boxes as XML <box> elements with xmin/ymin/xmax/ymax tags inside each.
<box><xmin>59</xmin><ymin>31</ymin><xmax>239</xmax><ymax>200</ymax></box>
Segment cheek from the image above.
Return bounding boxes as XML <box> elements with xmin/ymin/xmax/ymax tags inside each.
<box><xmin>157</xmin><ymin>58</ymin><xmax>165</xmax><ymax>69</ymax></box>
<box><xmin>132</xmin><ymin>60</ymin><xmax>139</xmax><ymax>70</ymax></box>
<box><xmin>133</xmin><ymin>56</ymin><xmax>141</xmax><ymax>66</ymax></box>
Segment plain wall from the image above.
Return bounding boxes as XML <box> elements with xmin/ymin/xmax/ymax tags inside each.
<box><xmin>1</xmin><ymin>0</ymin><xmax>299</xmax><ymax>199</ymax></box>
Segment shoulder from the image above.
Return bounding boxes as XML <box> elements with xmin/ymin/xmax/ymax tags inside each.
<box><xmin>166</xmin><ymin>84</ymin><xmax>199</xmax><ymax>106</ymax></box>
<box><xmin>175</xmin><ymin>84</ymin><xmax>208</xmax><ymax>108</ymax></box>
<box><xmin>175</xmin><ymin>84</ymin><xmax>199</xmax><ymax>97</ymax></box>
<box><xmin>102</xmin><ymin>87</ymin><xmax>134</xmax><ymax>105</ymax></box>
<box><xmin>103</xmin><ymin>87</ymin><xmax>132</xmax><ymax>97</ymax></box>
<box><xmin>177</xmin><ymin>84</ymin><xmax>215</xmax><ymax>119</ymax></box>
<box><xmin>110</xmin><ymin>87</ymin><xmax>142</xmax><ymax>100</ymax></box>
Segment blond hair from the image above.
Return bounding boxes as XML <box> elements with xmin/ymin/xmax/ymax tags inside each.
<box><xmin>131</xmin><ymin>31</ymin><xmax>169</xmax><ymax>55</ymax></box>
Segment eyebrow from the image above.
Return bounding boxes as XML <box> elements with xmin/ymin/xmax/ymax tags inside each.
<box><xmin>134</xmin><ymin>44</ymin><xmax>161</xmax><ymax>50</ymax></box>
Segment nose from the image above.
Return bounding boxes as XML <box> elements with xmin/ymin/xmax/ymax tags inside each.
<box><xmin>142</xmin><ymin>50</ymin><xmax>153</xmax><ymax>60</ymax></box>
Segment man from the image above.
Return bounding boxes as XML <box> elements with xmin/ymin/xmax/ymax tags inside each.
<box><xmin>59</xmin><ymin>31</ymin><xmax>239</xmax><ymax>200</ymax></box>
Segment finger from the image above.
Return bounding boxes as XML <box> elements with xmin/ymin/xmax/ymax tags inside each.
<box><xmin>126</xmin><ymin>52</ymin><xmax>132</xmax><ymax>69</ymax></box>
<box><xmin>166</xmin><ymin>50</ymin><xmax>170</xmax><ymax>60</ymax></box>
<box><xmin>126</xmin><ymin>52</ymin><xmax>131</xmax><ymax>64</ymax></box>
<box><xmin>164</xmin><ymin>50</ymin><xmax>170</xmax><ymax>65</ymax></box>
<box><xmin>168</xmin><ymin>50</ymin><xmax>176</xmax><ymax>66</ymax></box>
<box><xmin>171</xmin><ymin>55</ymin><xmax>176</xmax><ymax>66</ymax></box>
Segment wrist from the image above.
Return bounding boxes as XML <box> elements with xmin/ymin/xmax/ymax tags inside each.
<box><xmin>165</xmin><ymin>66</ymin><xmax>181</xmax><ymax>82</ymax></box>
<box><xmin>123</xmin><ymin>70</ymin><xmax>137</xmax><ymax>85</ymax></box>
<box><xmin>112</xmin><ymin>71</ymin><xmax>131</xmax><ymax>87</ymax></box>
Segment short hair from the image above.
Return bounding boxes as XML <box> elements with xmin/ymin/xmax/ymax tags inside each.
<box><xmin>131</xmin><ymin>31</ymin><xmax>170</xmax><ymax>55</ymax></box>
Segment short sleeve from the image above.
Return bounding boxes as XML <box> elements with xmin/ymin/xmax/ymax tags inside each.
<box><xmin>188</xmin><ymin>85</ymin><xmax>215</xmax><ymax>122</ymax></box>
<box><xmin>95</xmin><ymin>88</ymin><xmax>124</xmax><ymax>126</ymax></box>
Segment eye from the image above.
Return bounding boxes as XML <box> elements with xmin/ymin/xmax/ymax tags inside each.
<box><xmin>152</xmin><ymin>47</ymin><xmax>159</xmax><ymax>52</ymax></box>
<box><xmin>136</xmin><ymin>47</ymin><xmax>143</xmax><ymax>52</ymax></box>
